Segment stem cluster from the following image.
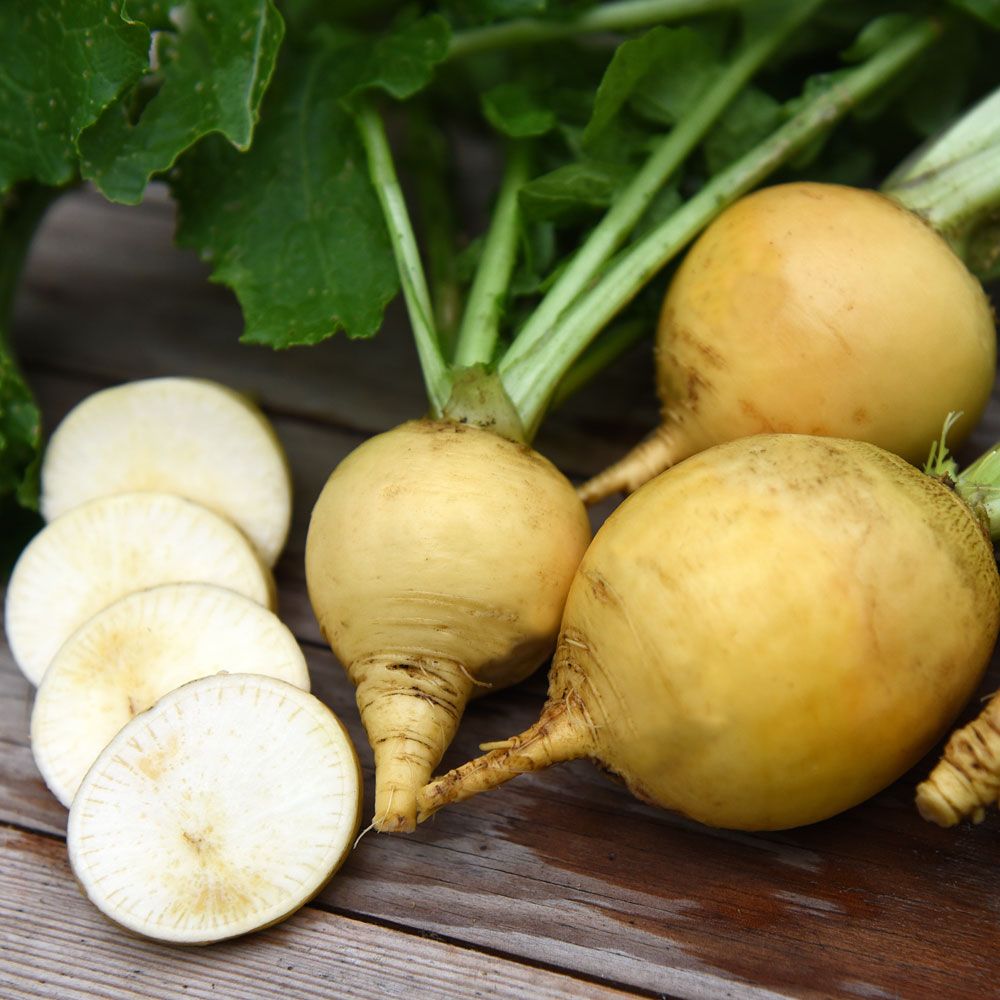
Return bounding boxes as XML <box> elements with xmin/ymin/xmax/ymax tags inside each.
<box><xmin>357</xmin><ymin>10</ymin><xmax>943</xmax><ymax>438</ymax></box>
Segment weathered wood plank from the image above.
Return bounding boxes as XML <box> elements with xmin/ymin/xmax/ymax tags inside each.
<box><xmin>4</xmin><ymin>592</ymin><xmax>1000</xmax><ymax>1000</ymax></box>
<box><xmin>0</xmin><ymin>824</ymin><xmax>632</xmax><ymax>1000</ymax></box>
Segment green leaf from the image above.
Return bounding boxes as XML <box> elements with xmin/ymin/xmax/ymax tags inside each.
<box><xmin>625</xmin><ymin>29</ymin><xmax>722</xmax><ymax>129</ymax></box>
<box><xmin>482</xmin><ymin>82</ymin><xmax>557</xmax><ymax>137</ymax></box>
<box><xmin>356</xmin><ymin>14</ymin><xmax>450</xmax><ymax>99</ymax></box>
<box><xmin>519</xmin><ymin>161</ymin><xmax>629</xmax><ymax>222</ymax></box>
<box><xmin>703</xmin><ymin>86</ymin><xmax>784</xmax><ymax>175</ymax></box>
<box><xmin>0</xmin><ymin>347</ymin><xmax>41</xmax><ymax>509</ymax></box>
<box><xmin>841</xmin><ymin>14</ymin><xmax>916</xmax><ymax>62</ymax></box>
<box><xmin>630</xmin><ymin>181</ymin><xmax>683</xmax><ymax>241</ymax></box>
<box><xmin>947</xmin><ymin>0</ymin><xmax>1000</xmax><ymax>30</ymax></box>
<box><xmin>318</xmin><ymin>13</ymin><xmax>451</xmax><ymax>102</ymax></box>
<box><xmin>0</xmin><ymin>183</ymin><xmax>58</xmax><ymax>530</ymax></box>
<box><xmin>442</xmin><ymin>0</ymin><xmax>550</xmax><ymax>26</ymax></box>
<box><xmin>172</xmin><ymin>48</ymin><xmax>399</xmax><ymax>348</ymax></box>
<box><xmin>901</xmin><ymin>20</ymin><xmax>982</xmax><ymax>137</ymax></box>
<box><xmin>79</xmin><ymin>0</ymin><xmax>285</xmax><ymax>204</ymax></box>
<box><xmin>793</xmin><ymin>133</ymin><xmax>876</xmax><ymax>186</ymax></box>
<box><xmin>0</xmin><ymin>0</ymin><xmax>149</xmax><ymax>193</ymax></box>
<box><xmin>780</xmin><ymin>71</ymin><xmax>847</xmax><ymax>170</ymax></box>
<box><xmin>510</xmin><ymin>220</ymin><xmax>557</xmax><ymax>297</ymax></box>
<box><xmin>455</xmin><ymin>235</ymin><xmax>485</xmax><ymax>285</ymax></box>
<box><xmin>583</xmin><ymin>26</ymin><xmax>719</xmax><ymax>147</ymax></box>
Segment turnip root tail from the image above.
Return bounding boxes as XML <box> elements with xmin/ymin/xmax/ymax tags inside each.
<box><xmin>577</xmin><ymin>424</ymin><xmax>685</xmax><ymax>505</ymax></box>
<box><xmin>354</xmin><ymin>657</ymin><xmax>476</xmax><ymax>833</ymax></box>
<box><xmin>915</xmin><ymin>695</ymin><xmax>1000</xmax><ymax>827</ymax></box>
<box><xmin>415</xmin><ymin>700</ymin><xmax>587</xmax><ymax>822</ymax></box>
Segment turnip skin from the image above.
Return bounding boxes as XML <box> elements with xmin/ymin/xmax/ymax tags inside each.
<box><xmin>579</xmin><ymin>183</ymin><xmax>996</xmax><ymax>503</ymax></box>
<box><xmin>305</xmin><ymin>419</ymin><xmax>591</xmax><ymax>832</ymax></box>
<box><xmin>420</xmin><ymin>435</ymin><xmax>1000</xmax><ymax>831</ymax></box>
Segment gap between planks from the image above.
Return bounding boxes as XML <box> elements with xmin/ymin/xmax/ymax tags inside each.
<box><xmin>0</xmin><ymin>823</ymin><xmax>642</xmax><ymax>1000</ymax></box>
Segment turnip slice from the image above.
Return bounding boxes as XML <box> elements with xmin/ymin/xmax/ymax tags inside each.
<box><xmin>5</xmin><ymin>492</ymin><xmax>275</xmax><ymax>685</ymax></box>
<box><xmin>68</xmin><ymin>673</ymin><xmax>361</xmax><ymax>944</ymax></box>
<box><xmin>40</xmin><ymin>378</ymin><xmax>292</xmax><ymax>566</ymax></box>
<box><xmin>31</xmin><ymin>583</ymin><xmax>310</xmax><ymax>808</ymax></box>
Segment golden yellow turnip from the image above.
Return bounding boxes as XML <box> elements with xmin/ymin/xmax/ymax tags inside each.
<box><xmin>306</xmin><ymin>419</ymin><xmax>591</xmax><ymax>832</ymax></box>
<box><xmin>421</xmin><ymin>434</ymin><xmax>1000</xmax><ymax>830</ymax></box>
<box><xmin>580</xmin><ymin>183</ymin><xmax>996</xmax><ymax>503</ymax></box>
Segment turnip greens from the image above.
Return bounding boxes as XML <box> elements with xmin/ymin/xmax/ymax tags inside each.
<box><xmin>3</xmin><ymin>0</ymin><xmax>1000</xmax><ymax>568</ymax></box>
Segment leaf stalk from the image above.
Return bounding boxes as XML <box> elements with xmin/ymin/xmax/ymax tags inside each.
<box><xmin>502</xmin><ymin>0</ymin><xmax>826</xmax><ymax>384</ymax></box>
<box><xmin>883</xmin><ymin>85</ymin><xmax>1000</xmax><ymax>277</ymax></box>
<box><xmin>453</xmin><ymin>143</ymin><xmax>530</xmax><ymax>369</ymax></box>
<box><xmin>355</xmin><ymin>100</ymin><xmax>452</xmax><ymax>416</ymax></box>
<box><xmin>446</xmin><ymin>0</ymin><xmax>748</xmax><ymax>61</ymax></box>
<box><xmin>501</xmin><ymin>17</ymin><xmax>941</xmax><ymax>437</ymax></box>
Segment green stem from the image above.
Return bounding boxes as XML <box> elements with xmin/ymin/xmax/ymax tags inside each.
<box><xmin>446</xmin><ymin>0</ymin><xmax>746</xmax><ymax>61</ymax></box>
<box><xmin>453</xmin><ymin>144</ymin><xmax>530</xmax><ymax>369</ymax></box>
<box><xmin>929</xmin><ymin>413</ymin><xmax>1000</xmax><ymax>542</ymax></box>
<box><xmin>550</xmin><ymin>317</ymin><xmax>647</xmax><ymax>409</ymax></box>
<box><xmin>504</xmin><ymin>0</ymin><xmax>824</xmax><ymax>373</ymax></box>
<box><xmin>883</xmin><ymin>85</ymin><xmax>1000</xmax><ymax>272</ymax></box>
<box><xmin>502</xmin><ymin>17</ymin><xmax>940</xmax><ymax>437</ymax></box>
<box><xmin>355</xmin><ymin>100</ymin><xmax>451</xmax><ymax>416</ymax></box>
<box><xmin>954</xmin><ymin>446</ymin><xmax>1000</xmax><ymax>543</ymax></box>
<box><xmin>406</xmin><ymin>106</ymin><xmax>463</xmax><ymax>358</ymax></box>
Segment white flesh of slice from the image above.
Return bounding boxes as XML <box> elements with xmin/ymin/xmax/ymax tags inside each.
<box><xmin>40</xmin><ymin>377</ymin><xmax>292</xmax><ymax>566</ymax></box>
<box><xmin>4</xmin><ymin>492</ymin><xmax>275</xmax><ymax>685</ymax></box>
<box><xmin>68</xmin><ymin>673</ymin><xmax>362</xmax><ymax>945</ymax></box>
<box><xmin>32</xmin><ymin>583</ymin><xmax>311</xmax><ymax>808</ymax></box>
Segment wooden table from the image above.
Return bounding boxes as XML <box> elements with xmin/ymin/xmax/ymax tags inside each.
<box><xmin>2</xmin><ymin>187</ymin><xmax>999</xmax><ymax>1000</ymax></box>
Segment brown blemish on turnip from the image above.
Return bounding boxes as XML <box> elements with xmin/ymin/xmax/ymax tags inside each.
<box><xmin>693</xmin><ymin>339</ymin><xmax>727</xmax><ymax>369</ymax></box>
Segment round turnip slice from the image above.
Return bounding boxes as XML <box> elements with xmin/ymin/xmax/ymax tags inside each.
<box><xmin>32</xmin><ymin>583</ymin><xmax>310</xmax><ymax>808</ymax></box>
<box><xmin>5</xmin><ymin>492</ymin><xmax>275</xmax><ymax>685</ymax></box>
<box><xmin>40</xmin><ymin>378</ymin><xmax>292</xmax><ymax>566</ymax></box>
<box><xmin>68</xmin><ymin>673</ymin><xmax>362</xmax><ymax>944</ymax></box>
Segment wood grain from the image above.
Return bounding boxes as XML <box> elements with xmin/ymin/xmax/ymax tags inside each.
<box><xmin>5</xmin><ymin>589</ymin><xmax>1000</xmax><ymax>999</ymax></box>
<box><xmin>0</xmin><ymin>825</ymin><xmax>632</xmax><ymax>1000</ymax></box>
<box><xmin>4</xmin><ymin>186</ymin><xmax>1000</xmax><ymax>1000</ymax></box>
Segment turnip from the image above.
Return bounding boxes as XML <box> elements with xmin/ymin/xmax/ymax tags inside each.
<box><xmin>5</xmin><ymin>492</ymin><xmax>274</xmax><ymax>684</ymax></box>
<box><xmin>31</xmin><ymin>583</ymin><xmax>310</xmax><ymax>808</ymax></box>
<box><xmin>579</xmin><ymin>90</ymin><xmax>1000</xmax><ymax>504</ymax></box>
<box><xmin>418</xmin><ymin>434</ymin><xmax>1000</xmax><ymax>831</ymax></box>
<box><xmin>302</xmin><ymin>28</ymin><xmax>937</xmax><ymax>833</ymax></box>
<box><xmin>41</xmin><ymin>377</ymin><xmax>292</xmax><ymax>566</ymax></box>
<box><xmin>306</xmin><ymin>419</ymin><xmax>590</xmax><ymax>832</ymax></box>
<box><xmin>67</xmin><ymin>673</ymin><xmax>361</xmax><ymax>944</ymax></box>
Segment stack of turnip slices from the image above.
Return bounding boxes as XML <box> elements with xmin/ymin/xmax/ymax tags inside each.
<box><xmin>4</xmin><ymin>378</ymin><xmax>361</xmax><ymax>944</ymax></box>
